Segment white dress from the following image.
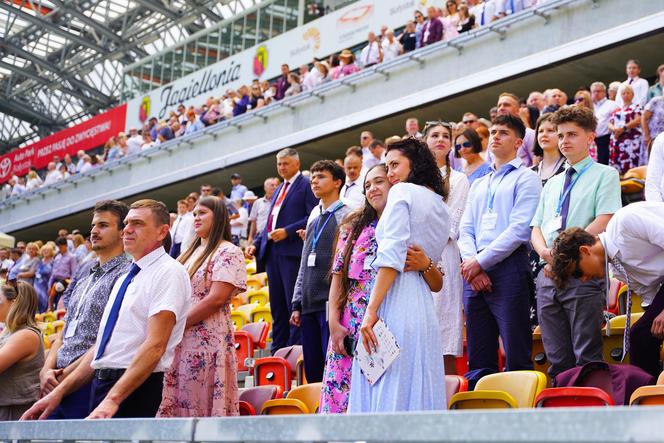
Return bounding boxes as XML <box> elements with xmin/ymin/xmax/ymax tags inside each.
<box><xmin>433</xmin><ymin>167</ymin><xmax>469</xmax><ymax>356</ymax></box>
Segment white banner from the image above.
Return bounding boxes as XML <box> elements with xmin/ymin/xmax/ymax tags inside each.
<box><xmin>125</xmin><ymin>0</ymin><xmax>435</xmax><ymax>129</ymax></box>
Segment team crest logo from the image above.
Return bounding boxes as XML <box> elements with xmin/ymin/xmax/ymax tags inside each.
<box><xmin>139</xmin><ymin>96</ymin><xmax>151</xmax><ymax>123</ymax></box>
<box><xmin>0</xmin><ymin>157</ymin><xmax>11</xmax><ymax>179</ymax></box>
<box><xmin>253</xmin><ymin>45</ymin><xmax>268</xmax><ymax>77</ymax></box>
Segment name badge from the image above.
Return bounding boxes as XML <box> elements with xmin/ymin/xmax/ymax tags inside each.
<box><xmin>307</xmin><ymin>252</ymin><xmax>317</xmax><ymax>267</ymax></box>
<box><xmin>481</xmin><ymin>212</ymin><xmax>498</xmax><ymax>231</ymax></box>
<box><xmin>544</xmin><ymin>215</ymin><xmax>563</xmax><ymax>235</ymax></box>
<box><xmin>64</xmin><ymin>319</ymin><xmax>78</xmax><ymax>339</ymax></box>
<box><xmin>364</xmin><ymin>254</ymin><xmax>375</xmax><ymax>271</ymax></box>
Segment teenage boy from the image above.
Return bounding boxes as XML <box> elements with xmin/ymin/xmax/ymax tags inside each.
<box><xmin>459</xmin><ymin>114</ymin><xmax>542</xmax><ymax>387</ymax></box>
<box><xmin>549</xmin><ymin>202</ymin><xmax>664</xmax><ymax>377</ymax></box>
<box><xmin>290</xmin><ymin>160</ymin><xmax>351</xmax><ymax>383</ymax></box>
<box><xmin>531</xmin><ymin>106</ymin><xmax>621</xmax><ymax>377</ymax></box>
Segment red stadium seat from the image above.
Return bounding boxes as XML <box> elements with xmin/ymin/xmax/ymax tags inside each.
<box><xmin>535</xmin><ymin>387</ymin><xmax>615</xmax><ymax>407</ymax></box>
<box><xmin>242</xmin><ymin>322</ymin><xmax>269</xmax><ymax>350</ymax></box>
<box><xmin>254</xmin><ymin>357</ymin><xmax>292</xmax><ymax>392</ymax></box>
<box><xmin>445</xmin><ymin>374</ymin><xmax>469</xmax><ymax>403</ymax></box>
<box><xmin>239</xmin><ymin>400</ymin><xmax>255</xmax><ymax>416</ymax></box>
<box><xmin>239</xmin><ymin>385</ymin><xmax>282</xmax><ymax>415</ymax></box>
<box><xmin>233</xmin><ymin>331</ymin><xmax>253</xmax><ymax>372</ymax></box>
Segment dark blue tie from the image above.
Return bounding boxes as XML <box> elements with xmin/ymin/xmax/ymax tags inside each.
<box><xmin>559</xmin><ymin>167</ymin><xmax>576</xmax><ymax>230</ymax></box>
<box><xmin>95</xmin><ymin>263</ymin><xmax>141</xmax><ymax>360</ymax></box>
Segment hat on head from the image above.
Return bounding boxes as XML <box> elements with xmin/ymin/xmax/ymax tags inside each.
<box><xmin>339</xmin><ymin>49</ymin><xmax>354</xmax><ymax>60</ymax></box>
<box><xmin>242</xmin><ymin>190</ymin><xmax>257</xmax><ymax>201</ymax></box>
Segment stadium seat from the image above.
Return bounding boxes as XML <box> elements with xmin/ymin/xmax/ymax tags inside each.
<box><xmin>606</xmin><ymin>278</ymin><xmax>622</xmax><ymax>315</ymax></box>
<box><xmin>246</xmin><ymin>276</ymin><xmax>263</xmax><ymax>291</ymax></box>
<box><xmin>239</xmin><ymin>385</ymin><xmax>282</xmax><ymax>415</ymax></box>
<box><xmin>247</xmin><ymin>288</ymin><xmax>269</xmax><ymax>306</ymax></box>
<box><xmin>618</xmin><ymin>287</ymin><xmax>644</xmax><ymax>315</ymax></box>
<box><xmin>234</xmin><ymin>331</ymin><xmax>253</xmax><ymax>372</ymax></box>
<box><xmin>52</xmin><ymin>320</ymin><xmax>65</xmax><ymax>334</ymax></box>
<box><xmin>445</xmin><ymin>375</ymin><xmax>468</xmax><ymax>407</ymax></box>
<box><xmin>274</xmin><ymin>345</ymin><xmax>303</xmax><ymax>380</ymax></box>
<box><xmin>55</xmin><ymin>308</ymin><xmax>66</xmax><ymax>320</ymax></box>
<box><xmin>657</xmin><ymin>371</ymin><xmax>664</xmax><ymax>385</ymax></box>
<box><xmin>630</xmin><ymin>386</ymin><xmax>664</xmax><ymax>406</ymax></box>
<box><xmin>254</xmin><ymin>357</ymin><xmax>293</xmax><ymax>392</ymax></box>
<box><xmin>42</xmin><ymin>311</ymin><xmax>56</xmax><ymax>323</ymax></box>
<box><xmin>449</xmin><ymin>370</ymin><xmax>547</xmax><ymax>409</ymax></box>
<box><xmin>261</xmin><ymin>382</ymin><xmax>322</xmax><ymax>415</ymax></box>
<box><xmin>602</xmin><ymin>313</ymin><xmax>644</xmax><ymax>364</ymax></box>
<box><xmin>242</xmin><ymin>321</ymin><xmax>269</xmax><ymax>350</ymax></box>
<box><xmin>236</xmin><ymin>303</ymin><xmax>256</xmax><ymax>318</ymax></box>
<box><xmin>296</xmin><ymin>355</ymin><xmax>307</xmax><ymax>386</ymax></box>
<box><xmin>251</xmin><ymin>305</ymin><xmax>273</xmax><ymax>325</ymax></box>
<box><xmin>231</xmin><ymin>310</ymin><xmax>250</xmax><ymax>330</ymax></box>
<box><xmin>535</xmin><ymin>387</ymin><xmax>615</xmax><ymax>407</ymax></box>
<box><xmin>531</xmin><ymin>325</ymin><xmax>550</xmax><ymax>376</ymax></box>
<box><xmin>254</xmin><ymin>272</ymin><xmax>268</xmax><ymax>286</ymax></box>
<box><xmin>230</xmin><ymin>295</ymin><xmax>244</xmax><ymax>310</ymax></box>
<box><xmin>246</xmin><ymin>261</ymin><xmax>257</xmax><ymax>275</ymax></box>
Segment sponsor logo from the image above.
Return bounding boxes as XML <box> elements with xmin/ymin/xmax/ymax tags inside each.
<box><xmin>0</xmin><ymin>157</ymin><xmax>11</xmax><ymax>178</ymax></box>
<box><xmin>303</xmin><ymin>27</ymin><xmax>321</xmax><ymax>51</ymax></box>
<box><xmin>337</xmin><ymin>4</ymin><xmax>374</xmax><ymax>26</ymax></box>
<box><xmin>253</xmin><ymin>45</ymin><xmax>268</xmax><ymax>77</ymax></box>
<box><xmin>139</xmin><ymin>96</ymin><xmax>151</xmax><ymax>123</ymax></box>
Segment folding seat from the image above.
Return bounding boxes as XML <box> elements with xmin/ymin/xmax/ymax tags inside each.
<box><xmin>52</xmin><ymin>320</ymin><xmax>65</xmax><ymax>334</ymax></box>
<box><xmin>445</xmin><ymin>375</ymin><xmax>468</xmax><ymax>408</ymax></box>
<box><xmin>231</xmin><ymin>310</ymin><xmax>250</xmax><ymax>330</ymax></box>
<box><xmin>42</xmin><ymin>311</ymin><xmax>56</xmax><ymax>323</ymax></box>
<box><xmin>531</xmin><ymin>325</ymin><xmax>550</xmax><ymax>376</ymax></box>
<box><xmin>449</xmin><ymin>370</ymin><xmax>547</xmax><ymax>409</ymax></box>
<box><xmin>254</xmin><ymin>357</ymin><xmax>292</xmax><ymax>392</ymax></box>
<box><xmin>261</xmin><ymin>382</ymin><xmax>323</xmax><ymax>415</ymax></box>
<box><xmin>247</xmin><ymin>288</ymin><xmax>269</xmax><ymax>306</ymax></box>
<box><xmin>630</xmin><ymin>386</ymin><xmax>664</xmax><ymax>406</ymax></box>
<box><xmin>296</xmin><ymin>356</ymin><xmax>307</xmax><ymax>387</ymax></box>
<box><xmin>234</xmin><ymin>330</ymin><xmax>253</xmax><ymax>372</ymax></box>
<box><xmin>251</xmin><ymin>305</ymin><xmax>272</xmax><ymax>326</ymax></box>
<box><xmin>246</xmin><ymin>261</ymin><xmax>257</xmax><ymax>275</ymax></box>
<box><xmin>606</xmin><ymin>278</ymin><xmax>622</xmax><ymax>315</ymax></box>
<box><xmin>242</xmin><ymin>321</ymin><xmax>269</xmax><ymax>351</ymax></box>
<box><xmin>602</xmin><ymin>313</ymin><xmax>644</xmax><ymax>364</ymax></box>
<box><xmin>246</xmin><ymin>276</ymin><xmax>263</xmax><ymax>291</ymax></box>
<box><xmin>618</xmin><ymin>286</ymin><xmax>644</xmax><ymax>315</ymax></box>
<box><xmin>239</xmin><ymin>385</ymin><xmax>282</xmax><ymax>415</ymax></box>
<box><xmin>657</xmin><ymin>371</ymin><xmax>664</xmax><ymax>385</ymax></box>
<box><xmin>535</xmin><ymin>387</ymin><xmax>614</xmax><ymax>407</ymax></box>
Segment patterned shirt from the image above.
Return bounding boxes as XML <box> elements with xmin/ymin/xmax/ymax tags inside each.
<box><xmin>56</xmin><ymin>254</ymin><xmax>130</xmax><ymax>368</ymax></box>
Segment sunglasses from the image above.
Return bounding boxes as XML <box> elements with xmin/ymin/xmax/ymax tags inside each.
<box><xmin>455</xmin><ymin>141</ymin><xmax>473</xmax><ymax>150</ymax></box>
<box><xmin>463</xmin><ymin>118</ymin><xmax>477</xmax><ymax>124</ymax></box>
<box><xmin>574</xmin><ymin>97</ymin><xmax>584</xmax><ymax>103</ymax></box>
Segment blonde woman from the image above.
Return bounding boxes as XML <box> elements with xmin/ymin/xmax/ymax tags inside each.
<box><xmin>0</xmin><ymin>282</ymin><xmax>43</xmax><ymax>420</ymax></box>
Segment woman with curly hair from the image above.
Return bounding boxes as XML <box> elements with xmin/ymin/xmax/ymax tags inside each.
<box><xmin>348</xmin><ymin>137</ymin><xmax>450</xmax><ymax>412</ymax></box>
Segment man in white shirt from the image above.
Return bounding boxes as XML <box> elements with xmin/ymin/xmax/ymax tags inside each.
<box><xmin>550</xmin><ymin>201</ymin><xmax>664</xmax><ymax>377</ymax></box>
<box><xmin>169</xmin><ymin>199</ymin><xmax>195</xmax><ymax>258</ymax></box>
<box><xmin>527</xmin><ymin>91</ymin><xmax>546</xmax><ymax>113</ymax></box>
<box><xmin>248</xmin><ymin>177</ymin><xmax>279</xmax><ymax>247</ymax></box>
<box><xmin>230</xmin><ymin>199</ymin><xmax>249</xmax><ymax>245</ymax></box>
<box><xmin>359</xmin><ymin>32</ymin><xmax>382</xmax><ymax>68</ymax></box>
<box><xmin>43</xmin><ymin>162</ymin><xmax>63</xmax><ymax>186</ymax></box>
<box><xmin>74</xmin><ymin>150</ymin><xmax>86</xmax><ymax>173</ymax></box>
<box><xmin>591</xmin><ymin>81</ymin><xmax>619</xmax><ymax>165</ymax></box>
<box><xmin>469</xmin><ymin>0</ymin><xmax>497</xmax><ymax>27</ymax></box>
<box><xmin>126</xmin><ymin>128</ymin><xmax>143</xmax><ymax>153</ymax></box>
<box><xmin>645</xmin><ymin>133</ymin><xmax>664</xmax><ymax>202</ymax></box>
<box><xmin>616</xmin><ymin>59</ymin><xmax>649</xmax><ymax>108</ymax></box>
<box><xmin>496</xmin><ymin>92</ymin><xmax>536</xmax><ymax>166</ymax></box>
<box><xmin>495</xmin><ymin>0</ymin><xmax>527</xmax><ymax>18</ymax></box>
<box><xmin>341</xmin><ymin>146</ymin><xmax>366</xmax><ymax>209</ymax></box>
<box><xmin>363</xmin><ymin>139</ymin><xmax>386</xmax><ymax>169</ymax></box>
<box><xmin>22</xmin><ymin>199</ymin><xmax>191</xmax><ymax>419</ymax></box>
<box><xmin>404</xmin><ymin>117</ymin><xmax>423</xmax><ymax>138</ymax></box>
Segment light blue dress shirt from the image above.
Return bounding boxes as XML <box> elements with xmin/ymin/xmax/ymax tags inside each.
<box><xmin>459</xmin><ymin>157</ymin><xmax>542</xmax><ymax>270</ymax></box>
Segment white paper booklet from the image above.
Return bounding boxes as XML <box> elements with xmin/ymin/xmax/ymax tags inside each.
<box><xmin>354</xmin><ymin>319</ymin><xmax>401</xmax><ymax>385</ymax></box>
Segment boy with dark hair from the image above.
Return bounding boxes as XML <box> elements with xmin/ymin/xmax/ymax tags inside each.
<box><xmin>290</xmin><ymin>160</ymin><xmax>350</xmax><ymax>383</ymax></box>
<box><xmin>531</xmin><ymin>105</ymin><xmax>621</xmax><ymax>377</ymax></box>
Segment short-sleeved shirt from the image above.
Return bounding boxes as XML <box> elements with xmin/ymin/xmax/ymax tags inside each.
<box><xmin>91</xmin><ymin>247</ymin><xmax>191</xmax><ymax>372</ymax></box>
<box><xmin>531</xmin><ymin>156</ymin><xmax>621</xmax><ymax>248</ymax></box>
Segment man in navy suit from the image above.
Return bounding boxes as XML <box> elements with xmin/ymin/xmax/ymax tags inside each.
<box><xmin>246</xmin><ymin>148</ymin><xmax>317</xmax><ymax>353</ymax></box>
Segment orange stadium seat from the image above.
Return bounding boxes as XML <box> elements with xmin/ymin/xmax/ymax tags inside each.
<box><xmin>630</xmin><ymin>386</ymin><xmax>664</xmax><ymax>406</ymax></box>
<box><xmin>234</xmin><ymin>331</ymin><xmax>253</xmax><ymax>372</ymax></box>
<box><xmin>261</xmin><ymin>382</ymin><xmax>322</xmax><ymax>415</ymax></box>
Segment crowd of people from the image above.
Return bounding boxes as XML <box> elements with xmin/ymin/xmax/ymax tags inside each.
<box><xmin>2</xmin><ymin>64</ymin><xmax>664</xmax><ymax>418</ymax></box>
<box><xmin>4</xmin><ymin>0</ymin><xmax>645</xmax><ymax>200</ymax></box>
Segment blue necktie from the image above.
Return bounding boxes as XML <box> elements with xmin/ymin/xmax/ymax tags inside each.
<box><xmin>559</xmin><ymin>167</ymin><xmax>576</xmax><ymax>230</ymax></box>
<box><xmin>95</xmin><ymin>263</ymin><xmax>141</xmax><ymax>360</ymax></box>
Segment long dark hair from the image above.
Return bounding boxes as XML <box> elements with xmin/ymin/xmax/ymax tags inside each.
<box><xmin>178</xmin><ymin>196</ymin><xmax>232</xmax><ymax>280</ymax></box>
<box><xmin>386</xmin><ymin>137</ymin><xmax>447</xmax><ymax>199</ymax></box>
<box><xmin>337</xmin><ymin>164</ymin><xmax>387</xmax><ymax>310</ymax></box>
<box><xmin>423</xmin><ymin>122</ymin><xmax>452</xmax><ymax>202</ymax></box>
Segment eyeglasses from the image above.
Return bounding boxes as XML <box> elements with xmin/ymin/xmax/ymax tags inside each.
<box><xmin>462</xmin><ymin>118</ymin><xmax>477</xmax><ymax>124</ymax></box>
<box><xmin>455</xmin><ymin>141</ymin><xmax>473</xmax><ymax>150</ymax></box>
<box><xmin>574</xmin><ymin>97</ymin><xmax>584</xmax><ymax>103</ymax></box>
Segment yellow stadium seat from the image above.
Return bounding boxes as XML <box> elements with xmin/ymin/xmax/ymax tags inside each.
<box><xmin>247</xmin><ymin>288</ymin><xmax>269</xmax><ymax>306</ymax></box>
<box><xmin>251</xmin><ymin>306</ymin><xmax>272</xmax><ymax>325</ymax></box>
<box><xmin>618</xmin><ymin>287</ymin><xmax>644</xmax><ymax>315</ymax></box>
<box><xmin>254</xmin><ymin>272</ymin><xmax>268</xmax><ymax>286</ymax></box>
<box><xmin>42</xmin><ymin>311</ymin><xmax>56</xmax><ymax>323</ymax></box>
<box><xmin>449</xmin><ymin>370</ymin><xmax>547</xmax><ymax>409</ymax></box>
<box><xmin>531</xmin><ymin>326</ymin><xmax>550</xmax><ymax>378</ymax></box>
<box><xmin>630</xmin><ymin>386</ymin><xmax>664</xmax><ymax>406</ymax></box>
<box><xmin>602</xmin><ymin>313</ymin><xmax>644</xmax><ymax>364</ymax></box>
<box><xmin>236</xmin><ymin>304</ymin><xmax>256</xmax><ymax>317</ymax></box>
<box><xmin>231</xmin><ymin>310</ymin><xmax>250</xmax><ymax>330</ymax></box>
<box><xmin>246</xmin><ymin>261</ymin><xmax>257</xmax><ymax>275</ymax></box>
<box><xmin>261</xmin><ymin>382</ymin><xmax>322</xmax><ymax>415</ymax></box>
<box><xmin>52</xmin><ymin>320</ymin><xmax>65</xmax><ymax>334</ymax></box>
<box><xmin>35</xmin><ymin>313</ymin><xmax>44</xmax><ymax>322</ymax></box>
<box><xmin>40</xmin><ymin>322</ymin><xmax>55</xmax><ymax>336</ymax></box>
<box><xmin>246</xmin><ymin>277</ymin><xmax>263</xmax><ymax>291</ymax></box>
<box><xmin>231</xmin><ymin>295</ymin><xmax>244</xmax><ymax>310</ymax></box>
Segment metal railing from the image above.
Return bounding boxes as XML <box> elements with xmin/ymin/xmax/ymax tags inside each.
<box><xmin>0</xmin><ymin>0</ymin><xmax>586</xmax><ymax>211</ymax></box>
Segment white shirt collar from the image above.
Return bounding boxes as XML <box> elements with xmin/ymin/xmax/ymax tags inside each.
<box><xmin>134</xmin><ymin>246</ymin><xmax>166</xmax><ymax>270</ymax></box>
<box><xmin>285</xmin><ymin>171</ymin><xmax>301</xmax><ymax>185</ymax></box>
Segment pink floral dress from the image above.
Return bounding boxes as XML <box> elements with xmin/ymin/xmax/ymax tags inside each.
<box><xmin>158</xmin><ymin>242</ymin><xmax>247</xmax><ymax>417</ymax></box>
<box><xmin>319</xmin><ymin>222</ymin><xmax>377</xmax><ymax>414</ymax></box>
<box><xmin>609</xmin><ymin>103</ymin><xmax>643</xmax><ymax>175</ymax></box>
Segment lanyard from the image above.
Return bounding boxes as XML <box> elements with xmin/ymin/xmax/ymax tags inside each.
<box><xmin>555</xmin><ymin>162</ymin><xmax>593</xmax><ymax>216</ymax></box>
<box><xmin>537</xmin><ymin>156</ymin><xmax>564</xmax><ymax>179</ymax></box>
<box><xmin>486</xmin><ymin>165</ymin><xmax>515</xmax><ymax>211</ymax></box>
<box><xmin>312</xmin><ymin>202</ymin><xmax>343</xmax><ymax>251</ymax></box>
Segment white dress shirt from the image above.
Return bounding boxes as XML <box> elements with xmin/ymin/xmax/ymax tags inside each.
<box><xmin>341</xmin><ymin>176</ymin><xmax>366</xmax><ymax>210</ymax></box>
<box><xmin>170</xmin><ymin>211</ymin><xmax>195</xmax><ymax>250</ymax></box>
<box><xmin>249</xmin><ymin>196</ymin><xmax>273</xmax><ymax>235</ymax></box>
<box><xmin>470</xmin><ymin>0</ymin><xmax>496</xmax><ymax>26</ymax></box>
<box><xmin>91</xmin><ymin>247</ymin><xmax>191</xmax><ymax>372</ymax></box>
<box><xmin>594</xmin><ymin>98</ymin><xmax>619</xmax><ymax>137</ymax></box>
<box><xmin>600</xmin><ymin>201</ymin><xmax>664</xmax><ymax>305</ymax></box>
<box><xmin>268</xmin><ymin>171</ymin><xmax>300</xmax><ymax>232</ymax></box>
<box><xmin>127</xmin><ymin>135</ymin><xmax>143</xmax><ymax>153</ymax></box>
<box><xmin>360</xmin><ymin>41</ymin><xmax>381</xmax><ymax>67</ymax></box>
<box><xmin>495</xmin><ymin>0</ymin><xmax>527</xmax><ymax>16</ymax></box>
<box><xmin>231</xmin><ymin>206</ymin><xmax>249</xmax><ymax>238</ymax></box>
<box><xmin>616</xmin><ymin>77</ymin><xmax>649</xmax><ymax>108</ymax></box>
<box><xmin>645</xmin><ymin>133</ymin><xmax>664</xmax><ymax>202</ymax></box>
<box><xmin>43</xmin><ymin>170</ymin><xmax>63</xmax><ymax>186</ymax></box>
<box><xmin>363</xmin><ymin>152</ymin><xmax>385</xmax><ymax>170</ymax></box>
<box><xmin>381</xmin><ymin>39</ymin><xmax>401</xmax><ymax>63</ymax></box>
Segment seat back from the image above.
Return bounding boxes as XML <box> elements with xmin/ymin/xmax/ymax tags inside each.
<box><xmin>286</xmin><ymin>382</ymin><xmax>323</xmax><ymax>413</ymax></box>
<box><xmin>475</xmin><ymin>371</ymin><xmax>547</xmax><ymax>408</ymax></box>
<box><xmin>233</xmin><ymin>331</ymin><xmax>253</xmax><ymax>371</ymax></box>
<box><xmin>231</xmin><ymin>310</ymin><xmax>249</xmax><ymax>330</ymax></box>
<box><xmin>274</xmin><ymin>345</ymin><xmax>303</xmax><ymax>378</ymax></box>
<box><xmin>239</xmin><ymin>400</ymin><xmax>255</xmax><ymax>415</ymax></box>
<box><xmin>251</xmin><ymin>306</ymin><xmax>273</xmax><ymax>325</ymax></box>
<box><xmin>603</xmin><ymin>313</ymin><xmax>644</xmax><ymax>364</ymax></box>
<box><xmin>242</xmin><ymin>322</ymin><xmax>269</xmax><ymax>350</ymax></box>
<box><xmin>535</xmin><ymin>387</ymin><xmax>614</xmax><ymax>407</ymax></box>
<box><xmin>254</xmin><ymin>357</ymin><xmax>292</xmax><ymax>392</ymax></box>
<box><xmin>657</xmin><ymin>371</ymin><xmax>664</xmax><ymax>385</ymax></box>
<box><xmin>240</xmin><ymin>385</ymin><xmax>282</xmax><ymax>414</ymax></box>
<box><xmin>445</xmin><ymin>375</ymin><xmax>468</xmax><ymax>403</ymax></box>
<box><xmin>630</xmin><ymin>385</ymin><xmax>664</xmax><ymax>406</ymax></box>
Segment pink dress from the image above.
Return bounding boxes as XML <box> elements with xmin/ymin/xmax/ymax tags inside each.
<box><xmin>158</xmin><ymin>242</ymin><xmax>247</xmax><ymax>417</ymax></box>
<box><xmin>441</xmin><ymin>14</ymin><xmax>459</xmax><ymax>41</ymax></box>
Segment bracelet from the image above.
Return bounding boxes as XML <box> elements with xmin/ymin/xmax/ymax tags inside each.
<box><xmin>422</xmin><ymin>258</ymin><xmax>435</xmax><ymax>275</ymax></box>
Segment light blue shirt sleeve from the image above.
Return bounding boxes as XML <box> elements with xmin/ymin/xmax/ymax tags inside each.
<box><xmin>372</xmin><ymin>183</ymin><xmax>411</xmax><ymax>272</ymax></box>
<box><xmin>595</xmin><ymin>167</ymin><xmax>622</xmax><ymax>216</ymax></box>
<box><xmin>476</xmin><ymin>170</ymin><xmax>542</xmax><ymax>269</ymax></box>
<box><xmin>458</xmin><ymin>181</ymin><xmax>480</xmax><ymax>260</ymax></box>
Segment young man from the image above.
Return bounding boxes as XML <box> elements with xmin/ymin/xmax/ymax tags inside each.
<box><xmin>41</xmin><ymin>201</ymin><xmax>131</xmax><ymax>419</ymax></box>
<box><xmin>230</xmin><ymin>173</ymin><xmax>248</xmax><ymax>200</ymax></box>
<box><xmin>290</xmin><ymin>160</ymin><xmax>350</xmax><ymax>383</ymax></box>
<box><xmin>23</xmin><ymin>199</ymin><xmax>191</xmax><ymax>419</ymax></box>
<box><xmin>549</xmin><ymin>201</ymin><xmax>664</xmax><ymax>377</ymax></box>
<box><xmin>458</xmin><ymin>114</ymin><xmax>542</xmax><ymax>387</ymax></box>
<box><xmin>530</xmin><ymin>106</ymin><xmax>621</xmax><ymax>377</ymax></box>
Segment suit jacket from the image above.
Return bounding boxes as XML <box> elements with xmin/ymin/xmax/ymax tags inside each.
<box><xmin>255</xmin><ymin>173</ymin><xmax>318</xmax><ymax>264</ymax></box>
<box><xmin>420</xmin><ymin>18</ymin><xmax>443</xmax><ymax>47</ymax></box>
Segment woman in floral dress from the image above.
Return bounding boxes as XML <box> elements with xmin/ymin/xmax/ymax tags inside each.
<box><xmin>608</xmin><ymin>84</ymin><xmax>643</xmax><ymax>175</ymax></box>
<box><xmin>158</xmin><ymin>196</ymin><xmax>246</xmax><ymax>417</ymax></box>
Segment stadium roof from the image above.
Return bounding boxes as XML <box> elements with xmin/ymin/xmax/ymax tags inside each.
<box><xmin>0</xmin><ymin>0</ymin><xmax>261</xmax><ymax>153</ymax></box>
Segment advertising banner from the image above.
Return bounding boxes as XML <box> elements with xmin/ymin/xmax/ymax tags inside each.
<box><xmin>0</xmin><ymin>104</ymin><xmax>127</xmax><ymax>184</ymax></box>
<box><xmin>125</xmin><ymin>0</ymin><xmax>429</xmax><ymax>128</ymax></box>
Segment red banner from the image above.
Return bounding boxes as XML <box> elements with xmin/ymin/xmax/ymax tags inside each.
<box><xmin>0</xmin><ymin>104</ymin><xmax>127</xmax><ymax>184</ymax></box>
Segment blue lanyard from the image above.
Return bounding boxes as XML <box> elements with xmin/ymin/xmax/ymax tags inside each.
<box><xmin>312</xmin><ymin>202</ymin><xmax>343</xmax><ymax>251</ymax></box>
<box><xmin>486</xmin><ymin>165</ymin><xmax>515</xmax><ymax>212</ymax></box>
<box><xmin>555</xmin><ymin>162</ymin><xmax>593</xmax><ymax>216</ymax></box>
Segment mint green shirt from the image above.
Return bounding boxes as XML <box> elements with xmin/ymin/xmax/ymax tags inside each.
<box><xmin>531</xmin><ymin>156</ymin><xmax>621</xmax><ymax>248</ymax></box>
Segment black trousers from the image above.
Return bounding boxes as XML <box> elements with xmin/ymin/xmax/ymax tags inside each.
<box><xmin>90</xmin><ymin>371</ymin><xmax>164</xmax><ymax>418</ymax></box>
<box><xmin>630</xmin><ymin>285</ymin><xmax>664</xmax><ymax>378</ymax></box>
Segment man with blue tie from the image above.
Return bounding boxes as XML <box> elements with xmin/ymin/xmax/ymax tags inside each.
<box><xmin>459</xmin><ymin>114</ymin><xmax>542</xmax><ymax>387</ymax></box>
<box><xmin>246</xmin><ymin>148</ymin><xmax>318</xmax><ymax>353</ymax></box>
<box><xmin>22</xmin><ymin>199</ymin><xmax>191</xmax><ymax>419</ymax></box>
